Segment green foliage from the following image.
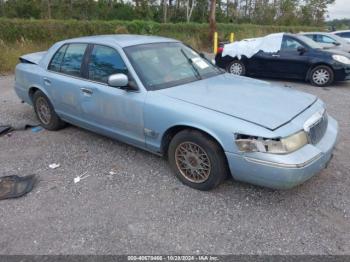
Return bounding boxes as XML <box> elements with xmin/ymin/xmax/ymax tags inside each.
<box><xmin>0</xmin><ymin>0</ymin><xmax>335</xmax><ymax>26</ymax></box>
<box><xmin>327</xmin><ymin>19</ymin><xmax>350</xmax><ymax>31</ymax></box>
<box><xmin>0</xmin><ymin>18</ymin><xmax>322</xmax><ymax>74</ymax></box>
<box><xmin>0</xmin><ymin>18</ymin><xmax>322</xmax><ymax>44</ymax></box>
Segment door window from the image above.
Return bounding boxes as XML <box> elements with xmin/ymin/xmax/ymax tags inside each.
<box><xmin>315</xmin><ymin>35</ymin><xmax>337</xmax><ymax>44</ymax></box>
<box><xmin>337</xmin><ymin>32</ymin><xmax>350</xmax><ymax>38</ymax></box>
<box><xmin>281</xmin><ymin>37</ymin><xmax>304</xmax><ymax>51</ymax></box>
<box><xmin>88</xmin><ymin>45</ymin><xmax>127</xmax><ymax>84</ymax></box>
<box><xmin>48</xmin><ymin>44</ymin><xmax>68</xmax><ymax>72</ymax></box>
<box><xmin>60</xmin><ymin>44</ymin><xmax>88</xmax><ymax>77</ymax></box>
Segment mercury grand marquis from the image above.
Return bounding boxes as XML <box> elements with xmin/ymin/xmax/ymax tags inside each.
<box><xmin>14</xmin><ymin>35</ymin><xmax>338</xmax><ymax>190</ymax></box>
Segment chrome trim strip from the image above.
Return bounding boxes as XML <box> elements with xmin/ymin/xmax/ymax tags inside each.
<box><xmin>244</xmin><ymin>154</ymin><xmax>323</xmax><ymax>169</ymax></box>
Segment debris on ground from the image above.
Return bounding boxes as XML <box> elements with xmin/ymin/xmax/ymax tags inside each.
<box><xmin>74</xmin><ymin>172</ymin><xmax>90</xmax><ymax>184</ymax></box>
<box><xmin>109</xmin><ymin>170</ymin><xmax>117</xmax><ymax>175</ymax></box>
<box><xmin>0</xmin><ymin>123</ymin><xmax>42</xmax><ymax>137</ymax></box>
<box><xmin>12</xmin><ymin>122</ymin><xmax>40</xmax><ymax>131</ymax></box>
<box><xmin>31</xmin><ymin>126</ymin><xmax>43</xmax><ymax>133</ymax></box>
<box><xmin>49</xmin><ymin>163</ymin><xmax>60</xmax><ymax>169</ymax></box>
<box><xmin>0</xmin><ymin>174</ymin><xmax>37</xmax><ymax>200</ymax></box>
<box><xmin>0</xmin><ymin>125</ymin><xmax>13</xmax><ymax>136</ymax></box>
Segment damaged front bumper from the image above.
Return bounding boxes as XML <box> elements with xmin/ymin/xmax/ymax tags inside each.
<box><xmin>225</xmin><ymin>116</ymin><xmax>338</xmax><ymax>189</ymax></box>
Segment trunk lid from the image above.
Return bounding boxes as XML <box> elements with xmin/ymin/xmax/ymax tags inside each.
<box><xmin>19</xmin><ymin>51</ymin><xmax>47</xmax><ymax>65</ymax></box>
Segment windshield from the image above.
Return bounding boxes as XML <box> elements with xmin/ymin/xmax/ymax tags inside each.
<box><xmin>124</xmin><ymin>42</ymin><xmax>223</xmax><ymax>90</ymax></box>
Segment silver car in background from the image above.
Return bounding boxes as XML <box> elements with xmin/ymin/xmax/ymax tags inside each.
<box><xmin>332</xmin><ymin>30</ymin><xmax>350</xmax><ymax>43</ymax></box>
<box><xmin>301</xmin><ymin>32</ymin><xmax>350</xmax><ymax>53</ymax></box>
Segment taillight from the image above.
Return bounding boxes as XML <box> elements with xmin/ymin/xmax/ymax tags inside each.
<box><xmin>217</xmin><ymin>47</ymin><xmax>224</xmax><ymax>54</ymax></box>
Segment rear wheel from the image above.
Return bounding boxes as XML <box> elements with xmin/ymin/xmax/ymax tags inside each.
<box><xmin>227</xmin><ymin>60</ymin><xmax>246</xmax><ymax>76</ymax></box>
<box><xmin>33</xmin><ymin>90</ymin><xmax>66</xmax><ymax>130</ymax></box>
<box><xmin>310</xmin><ymin>65</ymin><xmax>334</xmax><ymax>87</ymax></box>
<box><xmin>168</xmin><ymin>129</ymin><xmax>228</xmax><ymax>191</ymax></box>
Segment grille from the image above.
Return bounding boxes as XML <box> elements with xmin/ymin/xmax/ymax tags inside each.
<box><xmin>308</xmin><ymin>113</ymin><xmax>328</xmax><ymax>145</ymax></box>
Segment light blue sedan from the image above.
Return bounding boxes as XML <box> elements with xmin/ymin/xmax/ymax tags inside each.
<box><xmin>15</xmin><ymin>35</ymin><xmax>338</xmax><ymax>190</ymax></box>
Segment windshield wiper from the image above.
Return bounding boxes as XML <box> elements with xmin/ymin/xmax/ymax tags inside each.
<box><xmin>180</xmin><ymin>49</ymin><xmax>202</xmax><ymax>80</ymax></box>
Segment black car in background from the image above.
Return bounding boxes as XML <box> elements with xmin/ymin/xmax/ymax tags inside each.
<box><xmin>215</xmin><ymin>33</ymin><xmax>350</xmax><ymax>87</ymax></box>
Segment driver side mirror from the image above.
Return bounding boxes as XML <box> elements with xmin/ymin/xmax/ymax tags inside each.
<box><xmin>297</xmin><ymin>46</ymin><xmax>307</xmax><ymax>54</ymax></box>
<box><xmin>108</xmin><ymin>73</ymin><xmax>137</xmax><ymax>91</ymax></box>
<box><xmin>333</xmin><ymin>42</ymin><xmax>341</xmax><ymax>46</ymax></box>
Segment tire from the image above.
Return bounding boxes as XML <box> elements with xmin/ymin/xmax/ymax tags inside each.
<box><xmin>33</xmin><ymin>90</ymin><xmax>66</xmax><ymax>130</ymax></box>
<box><xmin>168</xmin><ymin>129</ymin><xmax>228</xmax><ymax>191</ymax></box>
<box><xmin>309</xmin><ymin>65</ymin><xmax>334</xmax><ymax>87</ymax></box>
<box><xmin>226</xmin><ymin>60</ymin><xmax>246</xmax><ymax>76</ymax></box>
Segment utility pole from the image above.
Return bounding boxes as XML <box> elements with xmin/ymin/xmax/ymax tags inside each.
<box><xmin>209</xmin><ymin>0</ymin><xmax>217</xmax><ymax>41</ymax></box>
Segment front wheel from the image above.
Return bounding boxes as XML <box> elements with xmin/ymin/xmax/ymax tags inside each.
<box><xmin>227</xmin><ymin>60</ymin><xmax>246</xmax><ymax>76</ymax></box>
<box><xmin>168</xmin><ymin>129</ymin><xmax>228</xmax><ymax>191</ymax></box>
<box><xmin>310</xmin><ymin>65</ymin><xmax>334</xmax><ymax>87</ymax></box>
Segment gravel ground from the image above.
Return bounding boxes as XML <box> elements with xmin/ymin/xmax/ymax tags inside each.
<box><xmin>0</xmin><ymin>75</ymin><xmax>349</xmax><ymax>255</ymax></box>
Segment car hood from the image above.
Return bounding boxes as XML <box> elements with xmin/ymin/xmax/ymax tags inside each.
<box><xmin>322</xmin><ymin>45</ymin><xmax>350</xmax><ymax>53</ymax></box>
<box><xmin>158</xmin><ymin>74</ymin><xmax>317</xmax><ymax>130</ymax></box>
<box><xmin>322</xmin><ymin>48</ymin><xmax>350</xmax><ymax>57</ymax></box>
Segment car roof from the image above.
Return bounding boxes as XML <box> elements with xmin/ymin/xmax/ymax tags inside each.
<box><xmin>300</xmin><ymin>32</ymin><xmax>332</xmax><ymax>35</ymax></box>
<box><xmin>332</xmin><ymin>30</ymin><xmax>350</xmax><ymax>33</ymax></box>
<box><xmin>61</xmin><ymin>34</ymin><xmax>179</xmax><ymax>47</ymax></box>
<box><xmin>299</xmin><ymin>32</ymin><xmax>347</xmax><ymax>42</ymax></box>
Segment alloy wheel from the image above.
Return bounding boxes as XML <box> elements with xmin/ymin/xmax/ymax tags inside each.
<box><xmin>175</xmin><ymin>142</ymin><xmax>211</xmax><ymax>183</ymax></box>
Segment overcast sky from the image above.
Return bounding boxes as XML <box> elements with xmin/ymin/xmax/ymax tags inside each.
<box><xmin>328</xmin><ymin>0</ymin><xmax>350</xmax><ymax>20</ymax></box>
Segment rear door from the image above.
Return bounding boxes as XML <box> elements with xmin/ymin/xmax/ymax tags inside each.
<box><xmin>247</xmin><ymin>51</ymin><xmax>280</xmax><ymax>77</ymax></box>
<box><xmin>45</xmin><ymin>43</ymin><xmax>89</xmax><ymax>123</ymax></box>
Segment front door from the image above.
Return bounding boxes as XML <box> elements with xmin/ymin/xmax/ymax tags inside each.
<box><xmin>79</xmin><ymin>44</ymin><xmax>146</xmax><ymax>148</ymax></box>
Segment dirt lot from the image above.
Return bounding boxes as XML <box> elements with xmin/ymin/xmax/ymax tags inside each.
<box><xmin>0</xmin><ymin>75</ymin><xmax>349</xmax><ymax>255</ymax></box>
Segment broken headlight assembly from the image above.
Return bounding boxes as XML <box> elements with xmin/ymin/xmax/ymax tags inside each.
<box><xmin>235</xmin><ymin>131</ymin><xmax>308</xmax><ymax>154</ymax></box>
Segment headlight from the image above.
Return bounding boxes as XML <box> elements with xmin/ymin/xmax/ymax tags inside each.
<box><xmin>332</xmin><ymin>55</ymin><xmax>350</xmax><ymax>64</ymax></box>
<box><xmin>235</xmin><ymin>131</ymin><xmax>308</xmax><ymax>154</ymax></box>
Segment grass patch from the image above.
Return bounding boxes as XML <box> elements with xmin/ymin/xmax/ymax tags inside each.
<box><xmin>0</xmin><ymin>39</ymin><xmax>50</xmax><ymax>74</ymax></box>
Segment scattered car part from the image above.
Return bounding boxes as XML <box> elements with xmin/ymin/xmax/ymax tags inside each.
<box><xmin>0</xmin><ymin>126</ymin><xmax>12</xmax><ymax>136</ymax></box>
<box><xmin>49</xmin><ymin>163</ymin><xmax>60</xmax><ymax>169</ymax></box>
<box><xmin>0</xmin><ymin>175</ymin><xmax>37</xmax><ymax>200</ymax></box>
<box><xmin>74</xmin><ymin>172</ymin><xmax>90</xmax><ymax>184</ymax></box>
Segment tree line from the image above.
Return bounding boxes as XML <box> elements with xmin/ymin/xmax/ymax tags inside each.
<box><xmin>0</xmin><ymin>0</ymin><xmax>335</xmax><ymax>27</ymax></box>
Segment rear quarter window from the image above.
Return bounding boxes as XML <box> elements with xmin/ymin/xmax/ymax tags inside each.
<box><xmin>60</xmin><ymin>44</ymin><xmax>88</xmax><ymax>77</ymax></box>
<box><xmin>48</xmin><ymin>45</ymin><xmax>68</xmax><ymax>72</ymax></box>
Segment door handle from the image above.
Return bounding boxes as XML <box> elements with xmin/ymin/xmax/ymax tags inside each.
<box><xmin>80</xmin><ymin>88</ymin><xmax>93</xmax><ymax>95</ymax></box>
<box><xmin>272</xmin><ymin>54</ymin><xmax>280</xmax><ymax>57</ymax></box>
<box><xmin>43</xmin><ymin>78</ymin><xmax>51</xmax><ymax>86</ymax></box>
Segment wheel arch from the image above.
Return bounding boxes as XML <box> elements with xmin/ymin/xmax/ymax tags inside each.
<box><xmin>305</xmin><ymin>63</ymin><xmax>334</xmax><ymax>81</ymax></box>
<box><xmin>28</xmin><ymin>85</ymin><xmax>52</xmax><ymax>104</ymax></box>
<box><xmin>225</xmin><ymin>57</ymin><xmax>248</xmax><ymax>74</ymax></box>
<box><xmin>160</xmin><ymin>124</ymin><xmax>227</xmax><ymax>158</ymax></box>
